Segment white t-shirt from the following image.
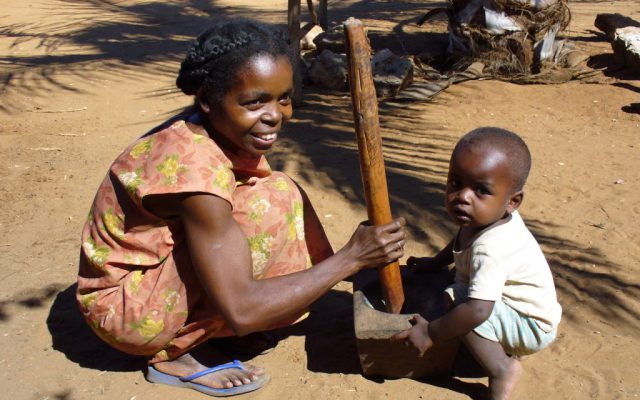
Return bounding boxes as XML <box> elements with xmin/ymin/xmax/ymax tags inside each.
<box><xmin>453</xmin><ymin>211</ymin><xmax>562</xmax><ymax>332</ymax></box>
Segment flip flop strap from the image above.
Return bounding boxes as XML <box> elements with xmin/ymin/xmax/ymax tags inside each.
<box><xmin>179</xmin><ymin>360</ymin><xmax>245</xmax><ymax>382</ymax></box>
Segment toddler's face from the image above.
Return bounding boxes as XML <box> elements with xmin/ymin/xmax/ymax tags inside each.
<box><xmin>445</xmin><ymin>144</ymin><xmax>519</xmax><ymax>230</ymax></box>
<box><xmin>203</xmin><ymin>54</ymin><xmax>294</xmax><ymax>159</ymax></box>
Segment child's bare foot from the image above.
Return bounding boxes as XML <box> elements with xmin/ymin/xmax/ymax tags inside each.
<box><xmin>488</xmin><ymin>356</ymin><xmax>522</xmax><ymax>400</ymax></box>
<box><xmin>152</xmin><ymin>352</ymin><xmax>266</xmax><ymax>389</ymax></box>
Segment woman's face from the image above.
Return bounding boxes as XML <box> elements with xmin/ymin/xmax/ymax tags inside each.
<box><xmin>201</xmin><ymin>54</ymin><xmax>294</xmax><ymax>159</ymax></box>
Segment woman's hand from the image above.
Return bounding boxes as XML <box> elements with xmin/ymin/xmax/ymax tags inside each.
<box><xmin>342</xmin><ymin>217</ymin><xmax>406</xmax><ymax>271</ymax></box>
<box><xmin>392</xmin><ymin>314</ymin><xmax>433</xmax><ymax>357</ymax></box>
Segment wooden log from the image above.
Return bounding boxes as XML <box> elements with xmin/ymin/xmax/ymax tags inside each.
<box><xmin>318</xmin><ymin>0</ymin><xmax>328</xmax><ymax>30</ymax></box>
<box><xmin>306</xmin><ymin>0</ymin><xmax>318</xmax><ymax>26</ymax></box>
<box><xmin>287</xmin><ymin>0</ymin><xmax>303</xmax><ymax>106</ymax></box>
<box><xmin>343</xmin><ymin>18</ymin><xmax>405</xmax><ymax>314</ymax></box>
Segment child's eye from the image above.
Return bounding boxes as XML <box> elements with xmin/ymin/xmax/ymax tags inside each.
<box><xmin>475</xmin><ymin>186</ymin><xmax>491</xmax><ymax>196</ymax></box>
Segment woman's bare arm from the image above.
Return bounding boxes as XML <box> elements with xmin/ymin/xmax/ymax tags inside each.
<box><xmin>145</xmin><ymin>192</ymin><xmax>405</xmax><ymax>336</ymax></box>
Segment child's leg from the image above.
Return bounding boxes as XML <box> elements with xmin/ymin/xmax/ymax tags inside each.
<box><xmin>463</xmin><ymin>331</ymin><xmax>522</xmax><ymax>400</ymax></box>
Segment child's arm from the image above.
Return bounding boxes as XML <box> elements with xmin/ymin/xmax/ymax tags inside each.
<box><xmin>406</xmin><ymin>239</ymin><xmax>454</xmax><ymax>273</ymax></box>
<box><xmin>428</xmin><ymin>298</ymin><xmax>494</xmax><ymax>341</ymax></box>
<box><xmin>392</xmin><ymin>298</ymin><xmax>494</xmax><ymax>355</ymax></box>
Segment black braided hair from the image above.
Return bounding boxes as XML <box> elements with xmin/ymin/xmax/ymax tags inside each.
<box><xmin>176</xmin><ymin>18</ymin><xmax>294</xmax><ymax>106</ymax></box>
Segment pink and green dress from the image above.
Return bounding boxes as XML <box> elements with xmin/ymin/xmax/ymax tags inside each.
<box><xmin>78</xmin><ymin>115</ymin><xmax>314</xmax><ymax>363</ymax></box>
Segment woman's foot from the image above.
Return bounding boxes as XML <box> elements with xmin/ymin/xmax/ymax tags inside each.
<box><xmin>152</xmin><ymin>352</ymin><xmax>266</xmax><ymax>389</ymax></box>
<box><xmin>488</xmin><ymin>356</ymin><xmax>522</xmax><ymax>400</ymax></box>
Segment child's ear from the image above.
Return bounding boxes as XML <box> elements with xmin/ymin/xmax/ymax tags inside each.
<box><xmin>506</xmin><ymin>190</ymin><xmax>524</xmax><ymax>214</ymax></box>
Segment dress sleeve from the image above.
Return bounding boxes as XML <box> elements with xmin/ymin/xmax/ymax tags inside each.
<box><xmin>110</xmin><ymin>120</ymin><xmax>236</xmax><ymax>209</ymax></box>
<box><xmin>467</xmin><ymin>244</ymin><xmax>507</xmax><ymax>302</ymax></box>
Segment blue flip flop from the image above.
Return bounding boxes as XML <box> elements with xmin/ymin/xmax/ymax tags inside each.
<box><xmin>146</xmin><ymin>360</ymin><xmax>271</xmax><ymax>397</ymax></box>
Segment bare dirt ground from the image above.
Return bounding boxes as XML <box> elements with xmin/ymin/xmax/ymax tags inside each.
<box><xmin>1</xmin><ymin>1</ymin><xmax>639</xmax><ymax>399</ymax></box>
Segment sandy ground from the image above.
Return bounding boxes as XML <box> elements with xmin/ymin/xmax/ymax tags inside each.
<box><xmin>1</xmin><ymin>0</ymin><xmax>639</xmax><ymax>399</ymax></box>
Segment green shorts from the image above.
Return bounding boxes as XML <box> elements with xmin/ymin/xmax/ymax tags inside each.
<box><xmin>445</xmin><ymin>283</ymin><xmax>557</xmax><ymax>356</ymax></box>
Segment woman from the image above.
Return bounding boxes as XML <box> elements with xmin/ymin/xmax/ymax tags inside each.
<box><xmin>77</xmin><ymin>18</ymin><xmax>405</xmax><ymax>397</ymax></box>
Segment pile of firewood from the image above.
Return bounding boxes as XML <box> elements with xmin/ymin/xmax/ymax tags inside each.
<box><xmin>445</xmin><ymin>0</ymin><xmax>571</xmax><ymax>75</ymax></box>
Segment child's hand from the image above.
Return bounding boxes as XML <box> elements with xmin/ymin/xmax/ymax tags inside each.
<box><xmin>391</xmin><ymin>314</ymin><xmax>433</xmax><ymax>357</ymax></box>
<box><xmin>407</xmin><ymin>256</ymin><xmax>447</xmax><ymax>273</ymax></box>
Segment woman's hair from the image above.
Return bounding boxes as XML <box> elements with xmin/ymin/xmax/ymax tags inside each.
<box><xmin>176</xmin><ymin>19</ymin><xmax>294</xmax><ymax>106</ymax></box>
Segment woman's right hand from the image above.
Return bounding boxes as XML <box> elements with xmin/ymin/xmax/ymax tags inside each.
<box><xmin>342</xmin><ymin>217</ymin><xmax>406</xmax><ymax>271</ymax></box>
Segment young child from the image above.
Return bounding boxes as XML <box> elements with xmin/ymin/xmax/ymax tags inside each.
<box><xmin>394</xmin><ymin>127</ymin><xmax>562</xmax><ymax>400</ymax></box>
<box><xmin>77</xmin><ymin>19</ymin><xmax>406</xmax><ymax>397</ymax></box>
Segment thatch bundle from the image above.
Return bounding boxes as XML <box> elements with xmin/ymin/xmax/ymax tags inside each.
<box><xmin>447</xmin><ymin>0</ymin><xmax>571</xmax><ymax>74</ymax></box>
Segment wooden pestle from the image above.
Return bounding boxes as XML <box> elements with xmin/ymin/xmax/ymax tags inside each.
<box><xmin>343</xmin><ymin>18</ymin><xmax>405</xmax><ymax>314</ymax></box>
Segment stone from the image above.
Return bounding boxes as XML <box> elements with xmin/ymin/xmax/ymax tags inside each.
<box><xmin>308</xmin><ymin>49</ymin><xmax>348</xmax><ymax>90</ymax></box>
<box><xmin>301</xmin><ymin>24</ymin><xmax>324</xmax><ymax>51</ymax></box>
<box><xmin>612</xmin><ymin>27</ymin><xmax>640</xmax><ymax>72</ymax></box>
<box><xmin>595</xmin><ymin>13</ymin><xmax>640</xmax><ymax>41</ymax></box>
<box><xmin>313</xmin><ymin>30</ymin><xmax>346</xmax><ymax>54</ymax></box>
<box><xmin>371</xmin><ymin>49</ymin><xmax>414</xmax><ymax>98</ymax></box>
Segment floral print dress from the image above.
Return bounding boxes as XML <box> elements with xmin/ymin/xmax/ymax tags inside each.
<box><xmin>77</xmin><ymin>115</ymin><xmax>313</xmax><ymax>363</ymax></box>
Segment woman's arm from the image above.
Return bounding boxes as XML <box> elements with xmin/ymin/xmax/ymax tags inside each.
<box><xmin>146</xmin><ymin>192</ymin><xmax>405</xmax><ymax>336</ymax></box>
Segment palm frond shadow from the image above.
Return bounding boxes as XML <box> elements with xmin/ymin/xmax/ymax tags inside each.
<box><xmin>1</xmin><ymin>0</ymin><xmax>285</xmax><ymax>113</ymax></box>
<box><xmin>271</xmin><ymin>89</ymin><xmax>456</xmax><ymax>251</ymax></box>
<box><xmin>527</xmin><ymin>219</ymin><xmax>640</xmax><ymax>330</ymax></box>
<box><xmin>273</xmin><ymin>84</ymin><xmax>638</xmax><ymax>335</ymax></box>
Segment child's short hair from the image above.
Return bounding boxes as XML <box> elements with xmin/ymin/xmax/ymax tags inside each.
<box><xmin>176</xmin><ymin>19</ymin><xmax>293</xmax><ymax>105</ymax></box>
<box><xmin>454</xmin><ymin>127</ymin><xmax>532</xmax><ymax>191</ymax></box>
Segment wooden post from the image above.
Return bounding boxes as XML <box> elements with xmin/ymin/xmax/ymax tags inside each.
<box><xmin>343</xmin><ymin>18</ymin><xmax>405</xmax><ymax>314</ymax></box>
<box><xmin>287</xmin><ymin>0</ymin><xmax>303</xmax><ymax>106</ymax></box>
<box><xmin>306</xmin><ymin>0</ymin><xmax>318</xmax><ymax>26</ymax></box>
<box><xmin>318</xmin><ymin>0</ymin><xmax>328</xmax><ymax>30</ymax></box>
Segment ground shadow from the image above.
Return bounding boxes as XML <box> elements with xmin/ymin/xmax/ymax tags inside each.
<box><xmin>46</xmin><ymin>283</ymin><xmax>147</xmax><ymax>372</ymax></box>
<box><xmin>587</xmin><ymin>54</ymin><xmax>640</xmax><ymax>80</ymax></box>
<box><xmin>0</xmin><ymin>0</ymin><xmax>288</xmax><ymax>113</ymax></box>
<box><xmin>274</xmin><ymin>77</ymin><xmax>640</xmax><ymax>341</ymax></box>
<box><xmin>0</xmin><ymin>283</ymin><xmax>66</xmax><ymax>322</ymax></box>
<box><xmin>273</xmin><ymin>289</ymin><xmax>362</xmax><ymax>374</ymax></box>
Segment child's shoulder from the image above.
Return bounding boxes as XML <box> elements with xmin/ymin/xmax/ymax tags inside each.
<box><xmin>472</xmin><ymin>212</ymin><xmax>535</xmax><ymax>251</ymax></box>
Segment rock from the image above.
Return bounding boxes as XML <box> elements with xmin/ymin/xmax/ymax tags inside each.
<box><xmin>595</xmin><ymin>13</ymin><xmax>640</xmax><ymax>41</ymax></box>
<box><xmin>313</xmin><ymin>30</ymin><xmax>345</xmax><ymax>54</ymax></box>
<box><xmin>300</xmin><ymin>24</ymin><xmax>324</xmax><ymax>51</ymax></box>
<box><xmin>371</xmin><ymin>49</ymin><xmax>414</xmax><ymax>98</ymax></box>
<box><xmin>612</xmin><ymin>27</ymin><xmax>640</xmax><ymax>72</ymax></box>
<box><xmin>308</xmin><ymin>49</ymin><xmax>348</xmax><ymax>90</ymax></box>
